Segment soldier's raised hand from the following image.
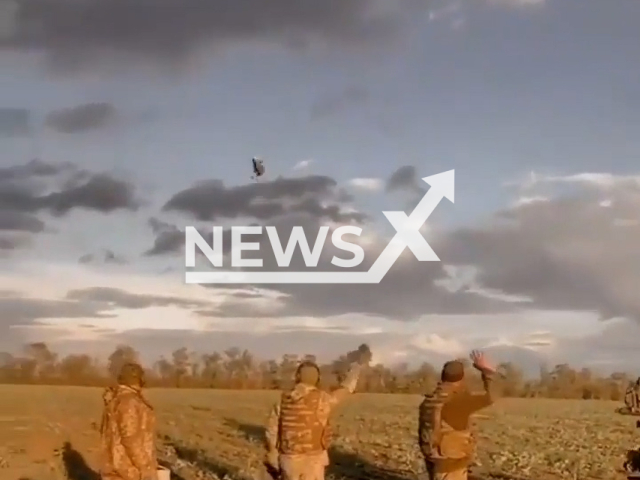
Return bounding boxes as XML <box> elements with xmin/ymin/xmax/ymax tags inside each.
<box><xmin>470</xmin><ymin>350</ymin><xmax>494</xmax><ymax>374</ymax></box>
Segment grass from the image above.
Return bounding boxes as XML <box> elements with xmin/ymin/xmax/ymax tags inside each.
<box><xmin>0</xmin><ymin>385</ymin><xmax>634</xmax><ymax>479</ymax></box>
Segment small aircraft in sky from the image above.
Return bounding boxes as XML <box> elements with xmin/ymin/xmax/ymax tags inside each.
<box><xmin>251</xmin><ymin>157</ymin><xmax>265</xmax><ymax>181</ymax></box>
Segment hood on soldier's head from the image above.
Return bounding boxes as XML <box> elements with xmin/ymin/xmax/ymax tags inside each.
<box><xmin>117</xmin><ymin>362</ymin><xmax>146</xmax><ymax>388</ymax></box>
<box><xmin>295</xmin><ymin>361</ymin><xmax>320</xmax><ymax>387</ymax></box>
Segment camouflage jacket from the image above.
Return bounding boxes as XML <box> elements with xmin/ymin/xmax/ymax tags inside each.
<box><xmin>419</xmin><ymin>373</ymin><xmax>494</xmax><ymax>473</ymax></box>
<box><xmin>266</xmin><ymin>363</ymin><xmax>362</xmax><ymax>458</ymax></box>
<box><xmin>100</xmin><ymin>385</ymin><xmax>157</xmax><ymax>480</ymax></box>
<box><xmin>625</xmin><ymin>385</ymin><xmax>640</xmax><ymax>410</ymax></box>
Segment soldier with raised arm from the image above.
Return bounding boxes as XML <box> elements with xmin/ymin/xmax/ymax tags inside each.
<box><xmin>624</xmin><ymin>378</ymin><xmax>640</xmax><ymax>414</ymax></box>
<box><xmin>100</xmin><ymin>363</ymin><xmax>158</xmax><ymax>480</ymax></box>
<box><xmin>264</xmin><ymin>345</ymin><xmax>372</xmax><ymax>480</ymax></box>
<box><xmin>418</xmin><ymin>350</ymin><xmax>496</xmax><ymax>480</ymax></box>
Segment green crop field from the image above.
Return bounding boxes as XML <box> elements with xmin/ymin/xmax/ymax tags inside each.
<box><xmin>0</xmin><ymin>385</ymin><xmax>634</xmax><ymax>480</ymax></box>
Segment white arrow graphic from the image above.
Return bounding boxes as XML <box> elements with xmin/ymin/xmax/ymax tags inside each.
<box><xmin>185</xmin><ymin>169</ymin><xmax>454</xmax><ymax>284</ymax></box>
<box><xmin>366</xmin><ymin>169</ymin><xmax>454</xmax><ymax>282</ymax></box>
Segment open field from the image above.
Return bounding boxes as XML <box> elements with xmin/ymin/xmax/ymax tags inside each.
<box><xmin>0</xmin><ymin>385</ymin><xmax>635</xmax><ymax>480</ymax></box>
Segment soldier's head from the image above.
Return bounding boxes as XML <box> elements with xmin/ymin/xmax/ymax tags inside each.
<box><xmin>441</xmin><ymin>360</ymin><xmax>465</xmax><ymax>385</ymax></box>
<box><xmin>117</xmin><ymin>362</ymin><xmax>146</xmax><ymax>388</ymax></box>
<box><xmin>295</xmin><ymin>361</ymin><xmax>321</xmax><ymax>386</ymax></box>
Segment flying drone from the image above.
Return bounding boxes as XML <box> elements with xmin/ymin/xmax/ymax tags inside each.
<box><xmin>251</xmin><ymin>157</ymin><xmax>265</xmax><ymax>181</ymax></box>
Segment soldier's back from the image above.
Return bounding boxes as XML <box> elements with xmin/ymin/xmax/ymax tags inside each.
<box><xmin>100</xmin><ymin>386</ymin><xmax>157</xmax><ymax>480</ymax></box>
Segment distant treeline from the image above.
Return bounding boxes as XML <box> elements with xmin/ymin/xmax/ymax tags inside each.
<box><xmin>0</xmin><ymin>342</ymin><xmax>634</xmax><ymax>400</ymax></box>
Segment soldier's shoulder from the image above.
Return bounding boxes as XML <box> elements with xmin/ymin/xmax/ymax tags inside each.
<box><xmin>115</xmin><ymin>390</ymin><xmax>144</xmax><ymax>409</ymax></box>
<box><xmin>419</xmin><ymin>394</ymin><xmax>439</xmax><ymax>412</ymax></box>
<box><xmin>420</xmin><ymin>388</ymin><xmax>450</xmax><ymax>407</ymax></box>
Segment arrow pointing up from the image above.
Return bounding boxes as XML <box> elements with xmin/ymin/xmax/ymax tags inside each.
<box><xmin>422</xmin><ymin>169</ymin><xmax>455</xmax><ymax>203</ymax></box>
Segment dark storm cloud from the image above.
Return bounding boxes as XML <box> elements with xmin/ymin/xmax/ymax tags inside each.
<box><xmin>434</xmin><ymin>177</ymin><xmax>640</xmax><ymax>322</ymax></box>
<box><xmin>0</xmin><ymin>0</ymin><xmax>416</xmax><ymax>74</ymax></box>
<box><xmin>44</xmin><ymin>102</ymin><xmax>117</xmax><ymax>134</ymax></box>
<box><xmin>43</xmin><ymin>173</ymin><xmax>139</xmax><ymax>215</ymax></box>
<box><xmin>0</xmin><ymin>211</ymin><xmax>45</xmax><ymax>233</ymax></box>
<box><xmin>162</xmin><ymin>175</ymin><xmax>364</xmax><ymax>223</ymax></box>
<box><xmin>144</xmin><ymin>217</ymin><xmax>183</xmax><ymax>256</ymax></box>
<box><xmin>310</xmin><ymin>85</ymin><xmax>370</xmax><ymax>119</ymax></box>
<box><xmin>2</xmin><ymin>103</ymin><xmax>141</xmax><ymax>137</ymax></box>
<box><xmin>0</xmin><ymin>159</ymin><xmax>140</xmax><ymax>216</ymax></box>
<box><xmin>0</xmin><ymin>159</ymin><xmax>140</xmax><ymax>256</ymax></box>
<box><xmin>0</xmin><ymin>158</ymin><xmax>65</xmax><ymax>181</ymax></box>
<box><xmin>386</xmin><ymin>165</ymin><xmax>426</xmax><ymax>195</ymax></box>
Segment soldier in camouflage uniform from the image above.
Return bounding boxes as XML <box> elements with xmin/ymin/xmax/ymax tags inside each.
<box><xmin>624</xmin><ymin>378</ymin><xmax>640</xmax><ymax>414</ymax></box>
<box><xmin>100</xmin><ymin>362</ymin><xmax>158</xmax><ymax>480</ymax></box>
<box><xmin>264</xmin><ymin>345</ymin><xmax>372</xmax><ymax>480</ymax></box>
<box><xmin>418</xmin><ymin>350</ymin><xmax>496</xmax><ymax>480</ymax></box>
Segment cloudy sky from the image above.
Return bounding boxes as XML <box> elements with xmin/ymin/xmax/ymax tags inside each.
<box><xmin>1</xmin><ymin>0</ymin><xmax>640</xmax><ymax>373</ymax></box>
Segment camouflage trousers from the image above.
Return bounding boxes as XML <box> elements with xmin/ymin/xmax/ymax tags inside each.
<box><xmin>279</xmin><ymin>451</ymin><xmax>328</xmax><ymax>480</ymax></box>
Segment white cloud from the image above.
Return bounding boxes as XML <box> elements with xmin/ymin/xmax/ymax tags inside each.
<box><xmin>410</xmin><ymin>333</ymin><xmax>465</xmax><ymax>356</ymax></box>
<box><xmin>511</xmin><ymin>196</ymin><xmax>549</xmax><ymax>208</ymax></box>
<box><xmin>347</xmin><ymin>177</ymin><xmax>383</xmax><ymax>192</ymax></box>
<box><xmin>293</xmin><ymin>159</ymin><xmax>313</xmax><ymax>171</ymax></box>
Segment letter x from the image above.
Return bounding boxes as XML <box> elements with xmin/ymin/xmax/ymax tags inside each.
<box><xmin>383</xmin><ymin>210</ymin><xmax>439</xmax><ymax>261</ymax></box>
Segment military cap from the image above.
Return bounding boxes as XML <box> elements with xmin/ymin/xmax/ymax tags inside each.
<box><xmin>441</xmin><ymin>360</ymin><xmax>465</xmax><ymax>383</ymax></box>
